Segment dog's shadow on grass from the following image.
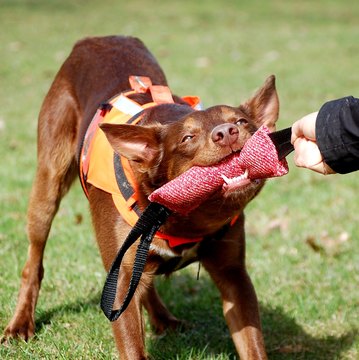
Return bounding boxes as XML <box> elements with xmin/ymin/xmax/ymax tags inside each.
<box><xmin>33</xmin><ymin>273</ymin><xmax>357</xmax><ymax>360</ymax></box>
<box><xmin>147</xmin><ymin>272</ymin><xmax>357</xmax><ymax>360</ymax></box>
<box><xmin>34</xmin><ymin>293</ymin><xmax>101</xmax><ymax>332</ymax></box>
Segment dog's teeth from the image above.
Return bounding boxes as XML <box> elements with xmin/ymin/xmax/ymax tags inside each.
<box><xmin>221</xmin><ymin>174</ymin><xmax>231</xmax><ymax>184</ymax></box>
<box><xmin>221</xmin><ymin>170</ymin><xmax>248</xmax><ymax>185</ymax></box>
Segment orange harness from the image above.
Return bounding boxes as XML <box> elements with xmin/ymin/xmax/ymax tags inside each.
<box><xmin>79</xmin><ymin>76</ymin><xmax>202</xmax><ymax>247</ymax></box>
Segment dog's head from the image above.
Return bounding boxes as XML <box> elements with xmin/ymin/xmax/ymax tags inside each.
<box><xmin>101</xmin><ymin>75</ymin><xmax>279</xmax><ymax>211</ymax></box>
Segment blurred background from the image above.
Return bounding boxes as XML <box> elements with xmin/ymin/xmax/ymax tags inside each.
<box><xmin>0</xmin><ymin>1</ymin><xmax>358</xmax><ymax>359</ymax></box>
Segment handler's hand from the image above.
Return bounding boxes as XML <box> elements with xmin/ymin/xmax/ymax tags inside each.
<box><xmin>291</xmin><ymin>112</ymin><xmax>335</xmax><ymax>175</ymax></box>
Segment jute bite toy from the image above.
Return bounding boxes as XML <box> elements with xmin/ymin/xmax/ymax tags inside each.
<box><xmin>101</xmin><ymin>125</ymin><xmax>294</xmax><ymax>321</ymax></box>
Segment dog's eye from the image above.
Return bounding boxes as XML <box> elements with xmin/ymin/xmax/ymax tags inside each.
<box><xmin>181</xmin><ymin>135</ymin><xmax>194</xmax><ymax>143</ymax></box>
<box><xmin>235</xmin><ymin>118</ymin><xmax>248</xmax><ymax>126</ymax></box>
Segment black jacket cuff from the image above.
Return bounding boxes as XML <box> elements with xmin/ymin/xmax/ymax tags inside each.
<box><xmin>316</xmin><ymin>96</ymin><xmax>359</xmax><ymax>174</ymax></box>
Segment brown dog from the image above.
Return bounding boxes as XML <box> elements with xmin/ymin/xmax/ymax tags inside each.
<box><xmin>3</xmin><ymin>36</ymin><xmax>279</xmax><ymax>359</ymax></box>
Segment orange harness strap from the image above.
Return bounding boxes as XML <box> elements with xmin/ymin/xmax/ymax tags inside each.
<box><xmin>79</xmin><ymin>76</ymin><xmax>205</xmax><ymax>247</ymax></box>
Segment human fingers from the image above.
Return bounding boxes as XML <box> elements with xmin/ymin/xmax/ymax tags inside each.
<box><xmin>293</xmin><ymin>137</ymin><xmax>322</xmax><ymax>167</ymax></box>
<box><xmin>291</xmin><ymin>112</ymin><xmax>318</xmax><ymax>144</ymax></box>
<box><xmin>293</xmin><ymin>138</ymin><xmax>335</xmax><ymax>175</ymax></box>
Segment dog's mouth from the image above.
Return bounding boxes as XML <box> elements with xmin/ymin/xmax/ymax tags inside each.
<box><xmin>213</xmin><ymin>148</ymin><xmax>250</xmax><ymax>194</ymax></box>
<box><xmin>221</xmin><ymin>168</ymin><xmax>261</xmax><ymax>195</ymax></box>
<box><xmin>221</xmin><ymin>169</ymin><xmax>250</xmax><ymax>190</ymax></box>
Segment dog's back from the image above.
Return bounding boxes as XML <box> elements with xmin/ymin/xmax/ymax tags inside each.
<box><xmin>2</xmin><ymin>35</ymin><xmax>170</xmax><ymax>344</ymax></box>
<box><xmin>48</xmin><ymin>36</ymin><xmax>169</xmax><ymax>153</ymax></box>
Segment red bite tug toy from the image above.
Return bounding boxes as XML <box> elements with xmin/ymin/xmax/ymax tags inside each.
<box><xmin>149</xmin><ymin>125</ymin><xmax>288</xmax><ymax>215</ymax></box>
<box><xmin>101</xmin><ymin>125</ymin><xmax>289</xmax><ymax>321</ymax></box>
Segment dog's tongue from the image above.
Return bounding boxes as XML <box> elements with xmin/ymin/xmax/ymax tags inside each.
<box><xmin>148</xmin><ymin>125</ymin><xmax>288</xmax><ymax>215</ymax></box>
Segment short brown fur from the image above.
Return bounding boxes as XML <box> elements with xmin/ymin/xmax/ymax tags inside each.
<box><xmin>3</xmin><ymin>36</ymin><xmax>280</xmax><ymax>359</ymax></box>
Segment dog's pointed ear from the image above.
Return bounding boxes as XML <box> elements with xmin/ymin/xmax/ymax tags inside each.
<box><xmin>100</xmin><ymin>123</ymin><xmax>161</xmax><ymax>164</ymax></box>
<box><xmin>239</xmin><ymin>75</ymin><xmax>279</xmax><ymax>131</ymax></box>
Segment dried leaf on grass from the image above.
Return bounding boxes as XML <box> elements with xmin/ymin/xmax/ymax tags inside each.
<box><xmin>266</xmin><ymin>217</ymin><xmax>289</xmax><ymax>234</ymax></box>
<box><xmin>276</xmin><ymin>343</ymin><xmax>306</xmax><ymax>353</ymax></box>
<box><xmin>263</xmin><ymin>206</ymin><xmax>290</xmax><ymax>236</ymax></box>
<box><xmin>0</xmin><ymin>117</ymin><xmax>5</xmax><ymax>132</ymax></box>
<box><xmin>74</xmin><ymin>213</ymin><xmax>83</xmax><ymax>225</ymax></box>
<box><xmin>306</xmin><ymin>236</ymin><xmax>322</xmax><ymax>253</ymax></box>
<box><xmin>305</xmin><ymin>231</ymin><xmax>349</xmax><ymax>256</ymax></box>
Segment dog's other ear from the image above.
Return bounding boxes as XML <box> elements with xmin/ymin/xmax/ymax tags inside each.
<box><xmin>100</xmin><ymin>123</ymin><xmax>161</xmax><ymax>164</ymax></box>
<box><xmin>240</xmin><ymin>75</ymin><xmax>279</xmax><ymax>131</ymax></box>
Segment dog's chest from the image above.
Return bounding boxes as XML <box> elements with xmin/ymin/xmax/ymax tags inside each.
<box><xmin>149</xmin><ymin>242</ymin><xmax>200</xmax><ymax>275</ymax></box>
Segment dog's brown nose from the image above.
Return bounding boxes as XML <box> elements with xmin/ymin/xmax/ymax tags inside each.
<box><xmin>211</xmin><ymin>123</ymin><xmax>239</xmax><ymax>147</ymax></box>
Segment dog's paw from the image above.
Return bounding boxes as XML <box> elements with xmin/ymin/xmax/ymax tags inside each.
<box><xmin>152</xmin><ymin>317</ymin><xmax>187</xmax><ymax>335</ymax></box>
<box><xmin>2</xmin><ymin>316</ymin><xmax>35</xmax><ymax>343</ymax></box>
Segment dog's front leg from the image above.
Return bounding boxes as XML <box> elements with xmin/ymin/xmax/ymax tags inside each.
<box><xmin>111</xmin><ymin>279</ymin><xmax>147</xmax><ymax>360</ymax></box>
<box><xmin>204</xmin><ymin>264</ymin><xmax>267</xmax><ymax>360</ymax></box>
<box><xmin>200</xmin><ymin>218</ymin><xmax>267</xmax><ymax>360</ymax></box>
<box><xmin>219</xmin><ymin>267</ymin><xmax>266</xmax><ymax>360</ymax></box>
<box><xmin>89</xmin><ymin>191</ymin><xmax>148</xmax><ymax>359</ymax></box>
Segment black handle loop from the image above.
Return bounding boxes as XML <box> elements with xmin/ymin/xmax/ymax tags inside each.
<box><xmin>268</xmin><ymin>127</ymin><xmax>294</xmax><ymax>160</ymax></box>
<box><xmin>100</xmin><ymin>202</ymin><xmax>171</xmax><ymax>321</ymax></box>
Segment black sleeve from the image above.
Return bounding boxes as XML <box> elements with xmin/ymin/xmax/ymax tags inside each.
<box><xmin>316</xmin><ymin>96</ymin><xmax>359</xmax><ymax>174</ymax></box>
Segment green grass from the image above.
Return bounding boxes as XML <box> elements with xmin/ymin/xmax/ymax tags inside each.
<box><xmin>0</xmin><ymin>0</ymin><xmax>358</xmax><ymax>359</ymax></box>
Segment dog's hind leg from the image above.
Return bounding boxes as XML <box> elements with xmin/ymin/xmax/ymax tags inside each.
<box><xmin>3</xmin><ymin>77</ymin><xmax>81</xmax><ymax>341</ymax></box>
<box><xmin>142</xmin><ymin>282</ymin><xmax>182</xmax><ymax>334</ymax></box>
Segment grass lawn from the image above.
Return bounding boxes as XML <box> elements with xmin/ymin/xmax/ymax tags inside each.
<box><xmin>0</xmin><ymin>0</ymin><xmax>358</xmax><ymax>359</ymax></box>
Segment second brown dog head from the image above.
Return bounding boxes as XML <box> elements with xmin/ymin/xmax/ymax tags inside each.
<box><xmin>100</xmin><ymin>75</ymin><xmax>279</xmax><ymax>206</ymax></box>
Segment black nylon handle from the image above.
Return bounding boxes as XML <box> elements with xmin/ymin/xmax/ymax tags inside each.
<box><xmin>268</xmin><ymin>127</ymin><xmax>294</xmax><ymax>160</ymax></box>
<box><xmin>101</xmin><ymin>202</ymin><xmax>171</xmax><ymax>321</ymax></box>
